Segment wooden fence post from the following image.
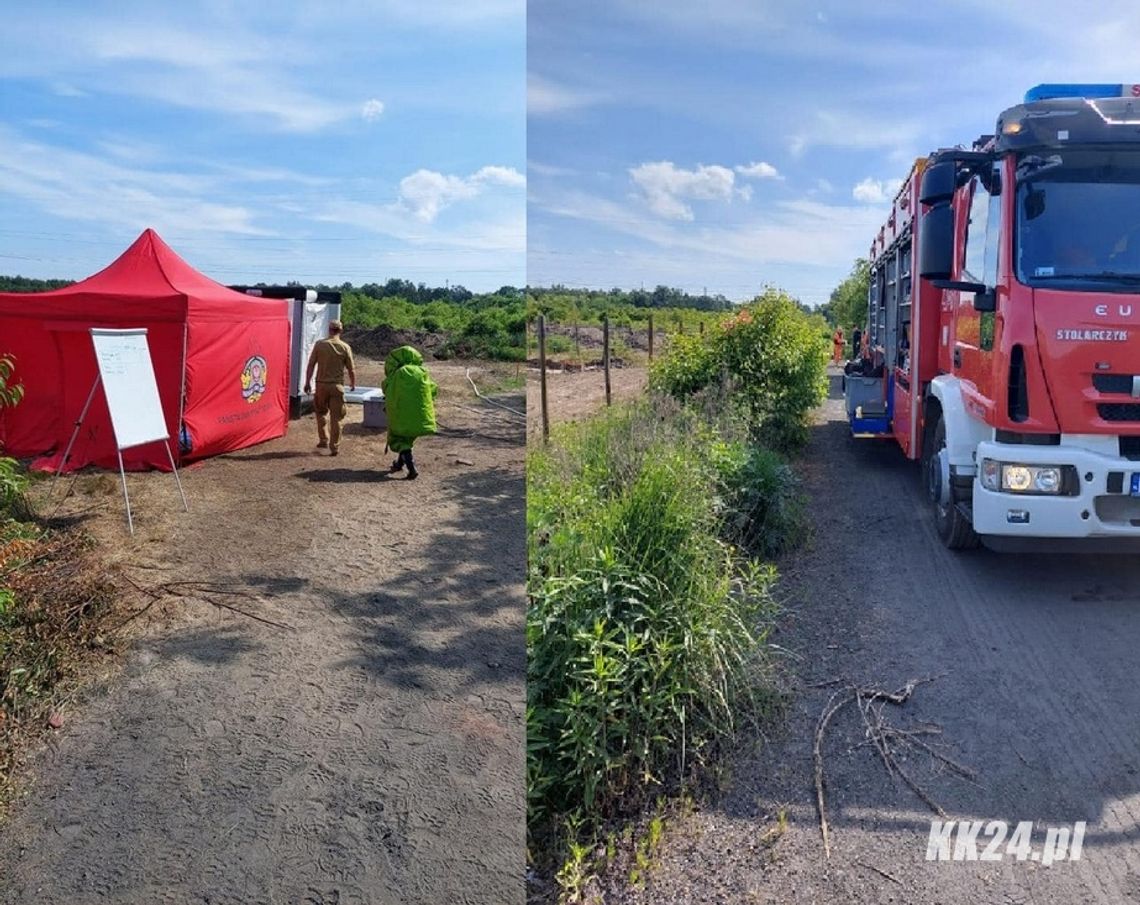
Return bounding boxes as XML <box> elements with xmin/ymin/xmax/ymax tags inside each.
<box><xmin>539</xmin><ymin>314</ymin><xmax>550</xmax><ymax>443</ymax></box>
<box><xmin>603</xmin><ymin>314</ymin><xmax>612</xmax><ymax>407</ymax></box>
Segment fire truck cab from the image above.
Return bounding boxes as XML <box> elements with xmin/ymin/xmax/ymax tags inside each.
<box><xmin>848</xmin><ymin>83</ymin><xmax>1140</xmax><ymax>550</ymax></box>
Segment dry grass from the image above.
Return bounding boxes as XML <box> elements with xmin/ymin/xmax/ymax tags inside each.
<box><xmin>0</xmin><ymin>520</ymin><xmax>127</xmax><ymax>810</ymax></box>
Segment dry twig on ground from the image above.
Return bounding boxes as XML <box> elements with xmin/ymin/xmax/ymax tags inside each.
<box><xmin>812</xmin><ymin>675</ymin><xmax>973</xmax><ymax>858</ymax></box>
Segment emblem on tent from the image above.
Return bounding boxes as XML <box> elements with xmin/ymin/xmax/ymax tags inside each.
<box><xmin>241</xmin><ymin>356</ymin><xmax>267</xmax><ymax>403</ymax></box>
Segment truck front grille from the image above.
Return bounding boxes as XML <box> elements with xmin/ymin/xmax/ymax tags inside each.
<box><xmin>1098</xmin><ymin>404</ymin><xmax>1140</xmax><ymax>422</ymax></box>
<box><xmin>1093</xmin><ymin>374</ymin><xmax>1135</xmax><ymax>394</ymax></box>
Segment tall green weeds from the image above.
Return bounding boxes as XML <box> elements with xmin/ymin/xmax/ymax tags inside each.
<box><xmin>527</xmin><ymin>398</ymin><xmax>798</xmax><ymax>881</ymax></box>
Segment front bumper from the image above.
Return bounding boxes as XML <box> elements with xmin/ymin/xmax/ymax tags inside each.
<box><xmin>972</xmin><ymin>440</ymin><xmax>1140</xmax><ymax>538</ymax></box>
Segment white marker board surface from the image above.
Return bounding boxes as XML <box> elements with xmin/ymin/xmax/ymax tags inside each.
<box><xmin>90</xmin><ymin>328</ymin><xmax>170</xmax><ymax>450</ymax></box>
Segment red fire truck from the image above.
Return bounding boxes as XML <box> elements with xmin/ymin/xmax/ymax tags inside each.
<box><xmin>845</xmin><ymin>83</ymin><xmax>1140</xmax><ymax>550</ymax></box>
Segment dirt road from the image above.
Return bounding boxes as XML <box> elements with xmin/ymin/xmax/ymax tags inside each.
<box><xmin>609</xmin><ymin>372</ymin><xmax>1140</xmax><ymax>904</ymax></box>
<box><xmin>0</xmin><ymin>360</ymin><xmax>525</xmax><ymax>905</ymax></box>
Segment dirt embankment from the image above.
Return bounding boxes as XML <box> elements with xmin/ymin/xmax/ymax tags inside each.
<box><xmin>0</xmin><ymin>359</ymin><xmax>526</xmax><ymax>905</ymax></box>
<box><xmin>342</xmin><ymin>325</ymin><xmax>449</xmax><ymax>361</ymax></box>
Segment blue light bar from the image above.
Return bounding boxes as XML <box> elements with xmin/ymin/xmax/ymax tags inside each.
<box><xmin>1025</xmin><ymin>83</ymin><xmax>1139</xmax><ymax>102</ymax></box>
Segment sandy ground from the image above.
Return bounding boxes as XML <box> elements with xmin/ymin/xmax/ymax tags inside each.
<box><xmin>0</xmin><ymin>359</ymin><xmax>525</xmax><ymax>905</ymax></box>
<box><xmin>595</xmin><ymin>370</ymin><xmax>1140</xmax><ymax>904</ymax></box>
<box><xmin>526</xmin><ymin>366</ymin><xmax>648</xmax><ymax>438</ymax></box>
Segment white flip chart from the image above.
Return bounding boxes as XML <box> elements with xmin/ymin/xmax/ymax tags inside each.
<box><xmin>90</xmin><ymin>328</ymin><xmax>169</xmax><ymax>450</ymax></box>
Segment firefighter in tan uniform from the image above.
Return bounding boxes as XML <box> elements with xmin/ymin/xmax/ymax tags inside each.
<box><xmin>303</xmin><ymin>320</ymin><xmax>356</xmax><ymax>456</ymax></box>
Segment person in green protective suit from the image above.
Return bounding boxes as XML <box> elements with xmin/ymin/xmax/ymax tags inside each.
<box><xmin>381</xmin><ymin>345</ymin><xmax>438</xmax><ymax>480</ymax></box>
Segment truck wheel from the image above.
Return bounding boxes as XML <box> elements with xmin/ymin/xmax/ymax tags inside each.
<box><xmin>926</xmin><ymin>416</ymin><xmax>980</xmax><ymax>550</ymax></box>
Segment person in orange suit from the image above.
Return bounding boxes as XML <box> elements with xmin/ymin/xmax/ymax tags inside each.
<box><xmin>832</xmin><ymin>327</ymin><xmax>845</xmax><ymax>365</ymax></box>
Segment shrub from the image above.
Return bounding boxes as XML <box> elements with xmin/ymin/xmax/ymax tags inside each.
<box><xmin>718</xmin><ymin>292</ymin><xmax>829</xmax><ymax>450</ymax></box>
<box><xmin>708</xmin><ymin>442</ymin><xmax>805</xmax><ymax>559</ymax></box>
<box><xmin>647</xmin><ymin>332</ymin><xmax>721</xmax><ymax>398</ymax></box>
<box><xmin>648</xmin><ymin>290</ymin><xmax>828</xmax><ymax>450</ymax></box>
<box><xmin>527</xmin><ymin>399</ymin><xmax>788</xmax><ymax>871</ymax></box>
<box><xmin>0</xmin><ymin>355</ymin><xmax>22</xmax><ymax>409</ymax></box>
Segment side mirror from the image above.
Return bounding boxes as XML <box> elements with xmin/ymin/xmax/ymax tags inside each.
<box><xmin>929</xmin><ymin>279</ymin><xmax>995</xmax><ymax>311</ymax></box>
<box><xmin>920</xmin><ymin>161</ymin><xmax>956</xmax><ymax>205</ymax></box>
<box><xmin>918</xmin><ymin>201</ymin><xmax>954</xmax><ymax>279</ymax></box>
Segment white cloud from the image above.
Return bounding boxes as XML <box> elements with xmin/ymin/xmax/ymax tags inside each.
<box><xmin>816</xmin><ymin>178</ymin><xmax>835</xmax><ymax>193</ymax></box>
<box><xmin>789</xmin><ymin>109</ymin><xmax>924</xmax><ymax>156</ymax></box>
<box><xmin>529</xmin><ymin>185</ymin><xmax>888</xmax><ymax>303</ymax></box>
<box><xmin>361</xmin><ymin>98</ymin><xmax>385</xmax><ymax>121</ymax></box>
<box><xmin>473</xmin><ymin>165</ymin><xmax>526</xmax><ymax>188</ymax></box>
<box><xmin>629</xmin><ymin>161</ymin><xmax>737</xmax><ymax>220</ymax></box>
<box><xmin>0</xmin><ymin>127</ymin><xmax>271</xmax><ymax>238</ymax></box>
<box><xmin>735</xmin><ymin>161</ymin><xmax>782</xmax><ymax>180</ymax></box>
<box><xmin>528</xmin><ymin>74</ymin><xmax>600</xmax><ymax>116</ymax></box>
<box><xmin>528</xmin><ymin>160</ymin><xmax>577</xmax><ymax>178</ymax></box>
<box><xmin>3</xmin><ymin>21</ymin><xmax>359</xmax><ymax>133</ymax></box>
<box><xmin>51</xmin><ymin>82</ymin><xmax>86</xmax><ymax>98</ymax></box>
<box><xmin>398</xmin><ymin>165</ymin><xmax>524</xmax><ymax>222</ymax></box>
<box><xmin>852</xmin><ymin>177</ymin><xmax>903</xmax><ymax>204</ymax></box>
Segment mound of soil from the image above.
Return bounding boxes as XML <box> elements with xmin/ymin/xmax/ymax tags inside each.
<box><xmin>544</xmin><ymin>323</ymin><xmax>663</xmax><ymax>353</ymax></box>
<box><xmin>342</xmin><ymin>324</ymin><xmax>448</xmax><ymax>361</ymax></box>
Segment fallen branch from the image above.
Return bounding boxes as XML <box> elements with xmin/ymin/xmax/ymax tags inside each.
<box><xmin>813</xmin><ymin>674</ymin><xmax>973</xmax><ymax>859</ymax></box>
<box><xmin>202</xmin><ymin>598</ymin><xmax>294</xmax><ymax>631</ymax></box>
<box><xmin>813</xmin><ymin>686</ymin><xmax>853</xmax><ymax>859</ymax></box>
<box><xmin>119</xmin><ymin>575</ymin><xmax>296</xmax><ymax>631</ymax></box>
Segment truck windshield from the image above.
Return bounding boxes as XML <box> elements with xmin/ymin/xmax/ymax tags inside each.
<box><xmin>1016</xmin><ymin>149</ymin><xmax>1140</xmax><ymax>290</ymax></box>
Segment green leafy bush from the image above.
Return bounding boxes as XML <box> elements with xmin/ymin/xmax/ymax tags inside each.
<box><xmin>527</xmin><ymin>399</ymin><xmax>792</xmax><ymax>873</ymax></box>
<box><xmin>0</xmin><ymin>355</ymin><xmax>21</xmax><ymax>409</ymax></box>
<box><xmin>338</xmin><ymin>293</ymin><xmax>526</xmax><ymax>361</ymax></box>
<box><xmin>649</xmin><ymin>290</ymin><xmax>828</xmax><ymax>450</ymax></box>
<box><xmin>0</xmin><ymin>459</ymin><xmax>28</xmax><ymax>517</ymax></box>
<box><xmin>718</xmin><ymin>292</ymin><xmax>829</xmax><ymax>449</ymax></box>
<box><xmin>647</xmin><ymin>332</ymin><xmax>721</xmax><ymax>398</ymax></box>
<box><xmin>708</xmin><ymin>442</ymin><xmax>805</xmax><ymax>559</ymax></box>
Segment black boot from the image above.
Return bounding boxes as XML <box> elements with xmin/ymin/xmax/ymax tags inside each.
<box><xmin>405</xmin><ymin>448</ymin><xmax>418</xmax><ymax>480</ymax></box>
<box><xmin>390</xmin><ymin>451</ymin><xmax>405</xmax><ymax>473</ymax></box>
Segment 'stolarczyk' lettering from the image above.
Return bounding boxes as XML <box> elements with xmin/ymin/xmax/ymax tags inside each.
<box><xmin>1055</xmin><ymin>329</ymin><xmax>1129</xmax><ymax>341</ymax></box>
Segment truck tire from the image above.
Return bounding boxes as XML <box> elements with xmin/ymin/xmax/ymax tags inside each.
<box><xmin>926</xmin><ymin>415</ymin><xmax>980</xmax><ymax>550</ymax></box>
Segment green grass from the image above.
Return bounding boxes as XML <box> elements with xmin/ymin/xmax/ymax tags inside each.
<box><xmin>527</xmin><ymin>395</ymin><xmax>799</xmax><ymax>891</ymax></box>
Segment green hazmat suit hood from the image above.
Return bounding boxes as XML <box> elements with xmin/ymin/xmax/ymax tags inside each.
<box><xmin>385</xmin><ymin>345</ymin><xmax>423</xmax><ymax>376</ymax></box>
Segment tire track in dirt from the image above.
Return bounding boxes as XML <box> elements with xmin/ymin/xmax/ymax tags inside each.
<box><xmin>609</xmin><ymin>376</ymin><xmax>1140</xmax><ymax>904</ymax></box>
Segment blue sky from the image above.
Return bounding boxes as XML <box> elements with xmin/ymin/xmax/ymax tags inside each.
<box><xmin>528</xmin><ymin>0</ymin><xmax>1140</xmax><ymax>306</ymax></box>
<box><xmin>0</xmin><ymin>1</ymin><xmax>525</xmax><ymax>292</ymax></box>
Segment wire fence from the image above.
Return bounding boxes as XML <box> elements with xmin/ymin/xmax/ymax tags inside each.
<box><xmin>530</xmin><ymin>313</ymin><xmax>697</xmax><ymax>442</ymax></box>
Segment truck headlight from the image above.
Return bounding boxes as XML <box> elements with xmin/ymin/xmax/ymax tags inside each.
<box><xmin>980</xmin><ymin>459</ymin><xmax>1071</xmax><ymax>495</ymax></box>
<box><xmin>1003</xmin><ymin>465</ymin><xmax>1034</xmax><ymax>492</ymax></box>
<box><xmin>1031</xmin><ymin>466</ymin><xmax>1062</xmax><ymax>493</ymax></box>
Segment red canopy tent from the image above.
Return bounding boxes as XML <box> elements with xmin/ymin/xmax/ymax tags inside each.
<box><xmin>0</xmin><ymin>229</ymin><xmax>291</xmax><ymax>471</ymax></box>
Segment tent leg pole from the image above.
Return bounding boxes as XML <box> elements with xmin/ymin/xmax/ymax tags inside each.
<box><xmin>117</xmin><ymin>449</ymin><xmax>134</xmax><ymax>536</ymax></box>
<box><xmin>165</xmin><ymin>441</ymin><xmax>189</xmax><ymax>512</ymax></box>
<box><xmin>52</xmin><ymin>376</ymin><xmax>102</xmax><ymax>495</ymax></box>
